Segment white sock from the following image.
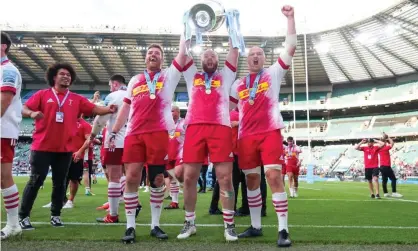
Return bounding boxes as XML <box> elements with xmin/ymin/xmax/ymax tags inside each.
<box><xmin>2</xmin><ymin>184</ymin><xmax>19</xmax><ymax>227</ymax></box>
<box><xmin>222</xmin><ymin>209</ymin><xmax>235</xmax><ymax>228</ymax></box>
<box><xmin>108</xmin><ymin>182</ymin><xmax>121</xmax><ymax>216</ymax></box>
<box><xmin>272</xmin><ymin>192</ymin><xmax>288</xmax><ymax>232</ymax></box>
<box><xmin>185</xmin><ymin>211</ymin><xmax>195</xmax><ymax>224</ymax></box>
<box><xmin>150</xmin><ymin>186</ymin><xmax>165</xmax><ymax>229</ymax></box>
<box><xmin>124</xmin><ymin>192</ymin><xmax>138</xmax><ymax>229</ymax></box>
<box><xmin>170</xmin><ymin>181</ymin><xmax>179</xmax><ymax>203</ymax></box>
<box><xmin>120</xmin><ymin>176</ymin><xmax>126</xmax><ymax>194</ymax></box>
<box><xmin>247</xmin><ymin>188</ymin><xmax>262</xmax><ymax>229</ymax></box>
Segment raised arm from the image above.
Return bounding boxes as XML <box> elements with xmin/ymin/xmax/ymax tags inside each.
<box><xmin>387</xmin><ymin>137</ymin><xmax>394</xmax><ymax>148</ymax></box>
<box><xmin>355</xmin><ymin>139</ymin><xmax>366</xmax><ymax>151</ymax></box>
<box><xmin>279</xmin><ymin>5</ymin><xmax>297</xmax><ymax>68</ymax></box>
<box><xmin>226</xmin><ymin>39</ymin><xmax>239</xmax><ymax>69</ymax></box>
<box><xmin>374</xmin><ymin>139</ymin><xmax>385</xmax><ymax>148</ymax></box>
<box><xmin>383</xmin><ymin>133</ymin><xmax>394</xmax><ymax>148</ymax></box>
<box><xmin>174</xmin><ymin>36</ymin><xmax>191</xmax><ymax>70</ymax></box>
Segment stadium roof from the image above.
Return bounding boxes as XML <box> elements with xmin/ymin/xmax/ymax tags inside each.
<box><xmin>2</xmin><ymin>0</ymin><xmax>418</xmax><ymax>91</ymax></box>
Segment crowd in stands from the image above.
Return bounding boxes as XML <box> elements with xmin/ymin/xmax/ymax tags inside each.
<box><xmin>12</xmin><ymin>140</ymin><xmax>417</xmax><ymax>179</ymax></box>
<box><xmin>14</xmin><ymin>88</ymin><xmax>418</xmax><ymax>179</ymax></box>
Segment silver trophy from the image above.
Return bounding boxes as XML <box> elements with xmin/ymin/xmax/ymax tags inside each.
<box><xmin>187</xmin><ymin>1</ymin><xmax>226</xmax><ymax>33</ymax></box>
<box><xmin>183</xmin><ymin>0</ymin><xmax>246</xmax><ymax>55</ymax></box>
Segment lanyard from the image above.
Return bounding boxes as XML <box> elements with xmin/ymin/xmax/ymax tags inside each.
<box><xmin>174</xmin><ymin>118</ymin><xmax>182</xmax><ymax>130</ymax></box>
<box><xmin>144</xmin><ymin>70</ymin><xmax>161</xmax><ymax>96</ymax></box>
<box><xmin>51</xmin><ymin>88</ymin><xmax>70</xmax><ymax>112</ymax></box>
<box><xmin>204</xmin><ymin>72</ymin><xmax>213</xmax><ymax>91</ymax></box>
<box><xmin>246</xmin><ymin>70</ymin><xmax>263</xmax><ymax>101</ymax></box>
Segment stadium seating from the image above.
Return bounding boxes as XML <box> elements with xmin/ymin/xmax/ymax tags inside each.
<box><xmin>282</xmin><ymin>111</ymin><xmax>417</xmax><ymax>140</ymax></box>
<box><xmin>279</xmin><ymin>80</ymin><xmax>418</xmax><ymax>111</ymax></box>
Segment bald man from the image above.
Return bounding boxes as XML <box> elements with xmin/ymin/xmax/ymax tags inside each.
<box><xmin>229</xmin><ymin>5</ymin><xmax>296</xmax><ymax>247</ymax></box>
<box><xmin>177</xmin><ymin>41</ymin><xmax>239</xmax><ymax>240</ymax></box>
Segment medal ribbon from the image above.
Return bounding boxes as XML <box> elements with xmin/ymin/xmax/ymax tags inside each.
<box><xmin>204</xmin><ymin>72</ymin><xmax>213</xmax><ymax>92</ymax></box>
<box><xmin>144</xmin><ymin>70</ymin><xmax>161</xmax><ymax>97</ymax></box>
<box><xmin>245</xmin><ymin>70</ymin><xmax>263</xmax><ymax>103</ymax></box>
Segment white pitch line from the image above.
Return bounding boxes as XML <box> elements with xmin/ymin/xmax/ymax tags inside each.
<box><xmin>3</xmin><ymin>221</ymin><xmax>418</xmax><ymax>229</ymax></box>
<box><xmin>288</xmin><ymin>198</ymin><xmax>418</xmax><ymax>203</ymax></box>
<box><xmin>384</xmin><ymin>197</ymin><xmax>418</xmax><ymax>203</ymax></box>
<box><xmin>298</xmin><ymin>187</ymin><xmax>322</xmax><ymax>191</ymax></box>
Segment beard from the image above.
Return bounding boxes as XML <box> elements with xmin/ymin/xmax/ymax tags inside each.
<box><xmin>202</xmin><ymin>62</ymin><xmax>218</xmax><ymax>74</ymax></box>
<box><xmin>59</xmin><ymin>82</ymin><xmax>70</xmax><ymax>89</ymax></box>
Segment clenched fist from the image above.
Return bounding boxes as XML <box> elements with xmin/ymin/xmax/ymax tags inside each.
<box><xmin>282</xmin><ymin>5</ymin><xmax>294</xmax><ymax>18</ymax></box>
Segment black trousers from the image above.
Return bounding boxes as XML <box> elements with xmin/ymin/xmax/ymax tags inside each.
<box><xmin>239</xmin><ymin>165</ymin><xmax>267</xmax><ymax>212</ymax></box>
<box><xmin>19</xmin><ymin>151</ymin><xmax>72</xmax><ymax>218</ymax></box>
<box><xmin>380</xmin><ymin>166</ymin><xmax>397</xmax><ymax>193</ymax></box>
<box><xmin>198</xmin><ymin>165</ymin><xmax>209</xmax><ymax>191</ymax></box>
<box><xmin>210</xmin><ymin>166</ymin><xmax>217</xmax><ymax>188</ymax></box>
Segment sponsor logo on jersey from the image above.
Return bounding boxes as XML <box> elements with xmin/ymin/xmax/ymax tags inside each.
<box><xmin>47</xmin><ymin>98</ymin><xmax>54</xmax><ymax>103</ymax></box>
<box><xmin>132</xmin><ymin>82</ymin><xmax>164</xmax><ymax>96</ymax></box>
<box><xmin>238</xmin><ymin>82</ymin><xmax>269</xmax><ymax>99</ymax></box>
<box><xmin>193</xmin><ymin>78</ymin><xmax>221</xmax><ymax>88</ymax></box>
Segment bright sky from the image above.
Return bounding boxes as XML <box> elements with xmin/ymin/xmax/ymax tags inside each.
<box><xmin>1</xmin><ymin>0</ymin><xmax>402</xmax><ymax>35</ymax></box>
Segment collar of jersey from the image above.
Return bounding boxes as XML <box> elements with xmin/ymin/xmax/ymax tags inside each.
<box><xmin>1</xmin><ymin>56</ymin><xmax>8</xmax><ymax>64</ymax></box>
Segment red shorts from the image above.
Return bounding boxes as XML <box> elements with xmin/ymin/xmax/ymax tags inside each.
<box><xmin>123</xmin><ymin>131</ymin><xmax>169</xmax><ymax>165</ymax></box>
<box><xmin>282</xmin><ymin>163</ymin><xmax>287</xmax><ymax>175</ymax></box>
<box><xmin>100</xmin><ymin>149</ymin><xmax>105</xmax><ymax>163</ymax></box>
<box><xmin>166</xmin><ymin>159</ymin><xmax>182</xmax><ymax>170</ymax></box>
<box><xmin>203</xmin><ymin>155</ymin><xmax>209</xmax><ymax>166</ymax></box>
<box><xmin>238</xmin><ymin>130</ymin><xmax>284</xmax><ymax>170</ymax></box>
<box><xmin>103</xmin><ymin>148</ymin><xmax>124</xmax><ymax>165</ymax></box>
<box><xmin>183</xmin><ymin>124</ymin><xmax>233</xmax><ymax>163</ymax></box>
<box><xmin>1</xmin><ymin>138</ymin><xmax>16</xmax><ymax>163</ymax></box>
<box><xmin>286</xmin><ymin>165</ymin><xmax>300</xmax><ymax>175</ymax></box>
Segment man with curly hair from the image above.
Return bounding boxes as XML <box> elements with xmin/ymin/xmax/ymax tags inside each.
<box><xmin>18</xmin><ymin>62</ymin><xmax>117</xmax><ymax>230</ymax></box>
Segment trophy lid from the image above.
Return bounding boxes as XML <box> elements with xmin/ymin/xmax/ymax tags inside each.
<box><xmin>188</xmin><ymin>0</ymin><xmax>225</xmax><ymax>33</ymax></box>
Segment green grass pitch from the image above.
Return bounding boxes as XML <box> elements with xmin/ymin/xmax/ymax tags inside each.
<box><xmin>2</xmin><ymin>177</ymin><xmax>418</xmax><ymax>250</ymax></box>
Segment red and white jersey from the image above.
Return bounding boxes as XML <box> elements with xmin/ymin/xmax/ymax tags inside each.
<box><xmin>284</xmin><ymin>145</ymin><xmax>301</xmax><ymax>166</ymax></box>
<box><xmin>182</xmin><ymin>60</ymin><xmax>237</xmax><ymax>126</ymax></box>
<box><xmin>168</xmin><ymin>117</ymin><xmax>186</xmax><ymax>160</ymax></box>
<box><xmin>124</xmin><ymin>61</ymin><xmax>182</xmax><ymax>136</ymax></box>
<box><xmin>1</xmin><ymin>57</ymin><xmax>22</xmax><ymax>139</ymax></box>
<box><xmin>230</xmin><ymin>59</ymin><xmax>288</xmax><ymax>139</ymax></box>
<box><xmin>103</xmin><ymin>88</ymin><xmax>128</xmax><ymax>148</ymax></box>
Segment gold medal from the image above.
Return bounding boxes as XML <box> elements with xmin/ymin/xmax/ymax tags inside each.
<box><xmin>150</xmin><ymin>94</ymin><xmax>156</xmax><ymax>99</ymax></box>
<box><xmin>248</xmin><ymin>99</ymin><xmax>254</xmax><ymax>105</ymax></box>
<box><xmin>205</xmin><ymin>89</ymin><xmax>211</xmax><ymax>94</ymax></box>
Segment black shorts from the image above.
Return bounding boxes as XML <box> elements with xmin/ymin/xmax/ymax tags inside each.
<box><xmin>68</xmin><ymin>160</ymin><xmax>84</xmax><ymax>182</ymax></box>
<box><xmin>365</xmin><ymin>168</ymin><xmax>379</xmax><ymax>181</ymax></box>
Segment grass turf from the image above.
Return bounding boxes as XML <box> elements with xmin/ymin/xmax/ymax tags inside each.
<box><xmin>2</xmin><ymin>177</ymin><xmax>418</xmax><ymax>250</ymax></box>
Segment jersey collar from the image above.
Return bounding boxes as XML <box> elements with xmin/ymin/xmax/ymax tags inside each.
<box><xmin>1</xmin><ymin>56</ymin><xmax>8</xmax><ymax>64</ymax></box>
